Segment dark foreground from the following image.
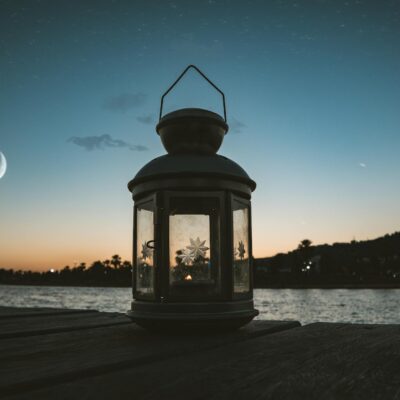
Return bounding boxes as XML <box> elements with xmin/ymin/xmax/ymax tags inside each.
<box><xmin>0</xmin><ymin>307</ymin><xmax>399</xmax><ymax>399</ymax></box>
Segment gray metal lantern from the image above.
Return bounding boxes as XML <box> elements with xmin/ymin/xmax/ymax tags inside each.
<box><xmin>127</xmin><ymin>65</ymin><xmax>258</xmax><ymax>330</ymax></box>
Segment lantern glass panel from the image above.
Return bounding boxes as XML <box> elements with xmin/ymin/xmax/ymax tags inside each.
<box><xmin>233</xmin><ymin>200</ymin><xmax>250</xmax><ymax>293</ymax></box>
<box><xmin>136</xmin><ymin>202</ymin><xmax>155</xmax><ymax>296</ymax></box>
<box><xmin>168</xmin><ymin>197</ymin><xmax>220</xmax><ymax>299</ymax></box>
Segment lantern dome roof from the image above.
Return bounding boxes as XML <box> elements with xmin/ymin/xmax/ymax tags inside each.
<box><xmin>128</xmin><ymin>153</ymin><xmax>256</xmax><ymax>192</ymax></box>
<box><xmin>156</xmin><ymin>108</ymin><xmax>228</xmax><ymax>155</ymax></box>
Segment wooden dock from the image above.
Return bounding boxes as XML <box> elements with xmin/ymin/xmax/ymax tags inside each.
<box><xmin>1</xmin><ymin>307</ymin><xmax>399</xmax><ymax>399</ymax></box>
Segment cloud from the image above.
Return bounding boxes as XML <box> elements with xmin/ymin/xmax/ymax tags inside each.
<box><xmin>103</xmin><ymin>92</ymin><xmax>146</xmax><ymax>112</ymax></box>
<box><xmin>229</xmin><ymin>117</ymin><xmax>246</xmax><ymax>134</ymax></box>
<box><xmin>68</xmin><ymin>134</ymin><xmax>148</xmax><ymax>151</ymax></box>
<box><xmin>136</xmin><ymin>114</ymin><xmax>155</xmax><ymax>125</ymax></box>
<box><xmin>359</xmin><ymin>162</ymin><xmax>367</xmax><ymax>168</ymax></box>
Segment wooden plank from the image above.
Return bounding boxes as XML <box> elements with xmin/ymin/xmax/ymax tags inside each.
<box><xmin>0</xmin><ymin>319</ymin><xmax>300</xmax><ymax>397</ymax></box>
<box><xmin>0</xmin><ymin>312</ymin><xmax>131</xmax><ymax>339</ymax></box>
<box><xmin>7</xmin><ymin>323</ymin><xmax>400</xmax><ymax>400</ymax></box>
<box><xmin>0</xmin><ymin>306</ymin><xmax>97</xmax><ymax>319</ymax></box>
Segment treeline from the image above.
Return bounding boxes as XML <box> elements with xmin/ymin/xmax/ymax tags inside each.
<box><xmin>255</xmin><ymin>232</ymin><xmax>400</xmax><ymax>288</ymax></box>
<box><xmin>1</xmin><ymin>232</ymin><xmax>400</xmax><ymax>288</ymax></box>
<box><xmin>0</xmin><ymin>255</ymin><xmax>132</xmax><ymax>287</ymax></box>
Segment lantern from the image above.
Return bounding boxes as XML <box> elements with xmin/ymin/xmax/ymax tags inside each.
<box><xmin>127</xmin><ymin>65</ymin><xmax>258</xmax><ymax>330</ymax></box>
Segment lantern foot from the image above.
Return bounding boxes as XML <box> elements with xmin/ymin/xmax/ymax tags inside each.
<box><xmin>127</xmin><ymin>300</ymin><xmax>258</xmax><ymax>331</ymax></box>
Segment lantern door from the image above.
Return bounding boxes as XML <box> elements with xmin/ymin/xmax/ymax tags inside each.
<box><xmin>165</xmin><ymin>191</ymin><xmax>224</xmax><ymax>301</ymax></box>
<box><xmin>134</xmin><ymin>195</ymin><xmax>156</xmax><ymax>299</ymax></box>
<box><xmin>231</xmin><ymin>195</ymin><xmax>252</xmax><ymax>298</ymax></box>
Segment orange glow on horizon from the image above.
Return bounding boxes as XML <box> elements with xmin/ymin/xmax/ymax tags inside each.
<box><xmin>1</xmin><ymin>211</ymin><xmax>398</xmax><ymax>272</ymax></box>
<box><xmin>0</xmin><ymin>238</ymin><xmax>280</xmax><ymax>272</ymax></box>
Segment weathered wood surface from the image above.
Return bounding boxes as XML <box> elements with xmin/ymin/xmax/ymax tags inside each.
<box><xmin>0</xmin><ymin>310</ymin><xmax>130</xmax><ymax>339</ymax></box>
<box><xmin>0</xmin><ymin>306</ymin><xmax>97</xmax><ymax>319</ymax></box>
<box><xmin>1</xmin><ymin>307</ymin><xmax>399</xmax><ymax>400</ymax></box>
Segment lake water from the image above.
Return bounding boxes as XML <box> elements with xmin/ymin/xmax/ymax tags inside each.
<box><xmin>1</xmin><ymin>284</ymin><xmax>399</xmax><ymax>325</ymax></box>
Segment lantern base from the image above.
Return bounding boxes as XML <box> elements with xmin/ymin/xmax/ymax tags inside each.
<box><xmin>127</xmin><ymin>300</ymin><xmax>258</xmax><ymax>331</ymax></box>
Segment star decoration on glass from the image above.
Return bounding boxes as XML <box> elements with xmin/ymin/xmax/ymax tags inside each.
<box><xmin>177</xmin><ymin>248</ymin><xmax>194</xmax><ymax>265</ymax></box>
<box><xmin>186</xmin><ymin>237</ymin><xmax>209</xmax><ymax>258</ymax></box>
<box><xmin>141</xmin><ymin>242</ymin><xmax>153</xmax><ymax>260</ymax></box>
<box><xmin>238</xmin><ymin>240</ymin><xmax>246</xmax><ymax>259</ymax></box>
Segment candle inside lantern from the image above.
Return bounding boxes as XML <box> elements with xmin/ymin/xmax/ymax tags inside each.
<box><xmin>184</xmin><ymin>274</ymin><xmax>193</xmax><ymax>281</ymax></box>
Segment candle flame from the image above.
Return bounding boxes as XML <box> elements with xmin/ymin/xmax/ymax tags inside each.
<box><xmin>184</xmin><ymin>274</ymin><xmax>192</xmax><ymax>281</ymax></box>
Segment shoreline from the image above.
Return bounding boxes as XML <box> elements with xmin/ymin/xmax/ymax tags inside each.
<box><xmin>2</xmin><ymin>282</ymin><xmax>400</xmax><ymax>289</ymax></box>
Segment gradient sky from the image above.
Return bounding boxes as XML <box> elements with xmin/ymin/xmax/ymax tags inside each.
<box><xmin>1</xmin><ymin>0</ymin><xmax>399</xmax><ymax>271</ymax></box>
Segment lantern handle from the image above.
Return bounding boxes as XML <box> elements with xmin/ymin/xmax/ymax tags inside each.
<box><xmin>146</xmin><ymin>240</ymin><xmax>156</xmax><ymax>249</ymax></box>
<box><xmin>159</xmin><ymin>65</ymin><xmax>227</xmax><ymax>122</ymax></box>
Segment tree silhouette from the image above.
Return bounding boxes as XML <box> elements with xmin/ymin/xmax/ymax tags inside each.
<box><xmin>111</xmin><ymin>254</ymin><xmax>122</xmax><ymax>270</ymax></box>
<box><xmin>295</xmin><ymin>239</ymin><xmax>313</xmax><ymax>275</ymax></box>
<box><xmin>121</xmin><ymin>260</ymin><xmax>132</xmax><ymax>271</ymax></box>
<box><xmin>298</xmin><ymin>239</ymin><xmax>312</xmax><ymax>250</ymax></box>
<box><xmin>76</xmin><ymin>263</ymin><xmax>86</xmax><ymax>273</ymax></box>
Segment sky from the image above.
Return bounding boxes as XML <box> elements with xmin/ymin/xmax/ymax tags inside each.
<box><xmin>0</xmin><ymin>0</ymin><xmax>399</xmax><ymax>271</ymax></box>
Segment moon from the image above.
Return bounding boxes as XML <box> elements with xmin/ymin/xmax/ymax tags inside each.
<box><xmin>0</xmin><ymin>152</ymin><xmax>7</xmax><ymax>179</ymax></box>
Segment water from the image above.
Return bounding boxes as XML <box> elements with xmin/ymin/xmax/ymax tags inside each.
<box><xmin>255</xmin><ymin>288</ymin><xmax>400</xmax><ymax>325</ymax></box>
<box><xmin>1</xmin><ymin>284</ymin><xmax>399</xmax><ymax>325</ymax></box>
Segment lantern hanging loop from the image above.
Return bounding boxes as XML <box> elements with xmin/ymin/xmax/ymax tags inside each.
<box><xmin>159</xmin><ymin>64</ymin><xmax>227</xmax><ymax>122</ymax></box>
<box><xmin>145</xmin><ymin>240</ymin><xmax>156</xmax><ymax>249</ymax></box>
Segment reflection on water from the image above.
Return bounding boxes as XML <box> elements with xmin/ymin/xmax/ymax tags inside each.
<box><xmin>1</xmin><ymin>284</ymin><xmax>400</xmax><ymax>325</ymax></box>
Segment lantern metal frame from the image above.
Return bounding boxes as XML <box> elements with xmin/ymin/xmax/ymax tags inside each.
<box><xmin>127</xmin><ymin>65</ymin><xmax>258</xmax><ymax>330</ymax></box>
